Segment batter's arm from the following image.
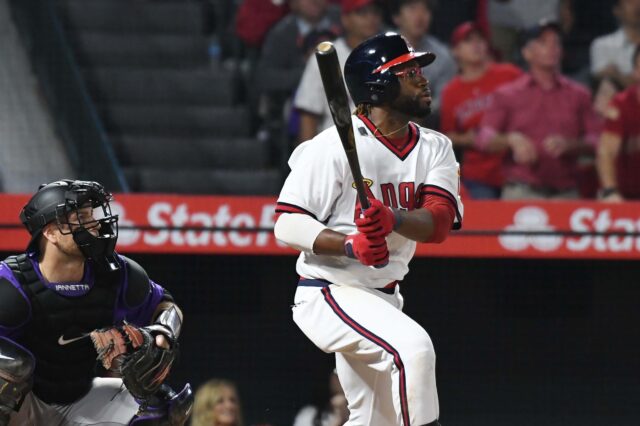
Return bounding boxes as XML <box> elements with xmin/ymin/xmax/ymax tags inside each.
<box><xmin>312</xmin><ymin>229</ymin><xmax>349</xmax><ymax>255</ymax></box>
<box><xmin>275</xmin><ymin>214</ymin><xmax>387</xmax><ymax>265</ymax></box>
<box><xmin>393</xmin><ymin>198</ymin><xmax>455</xmax><ymax>244</ymax></box>
<box><xmin>275</xmin><ymin>213</ymin><xmax>347</xmax><ymax>256</ymax></box>
<box><xmin>309</xmin><ymin>205</ymin><xmax>452</xmax><ymax>249</ymax></box>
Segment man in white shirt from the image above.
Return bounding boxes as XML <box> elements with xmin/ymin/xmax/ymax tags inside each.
<box><xmin>293</xmin><ymin>0</ymin><xmax>383</xmax><ymax>143</ymax></box>
<box><xmin>590</xmin><ymin>0</ymin><xmax>640</xmax><ymax>88</ymax></box>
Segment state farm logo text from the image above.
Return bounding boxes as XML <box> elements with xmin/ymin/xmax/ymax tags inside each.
<box><xmin>500</xmin><ymin>206</ymin><xmax>640</xmax><ymax>253</ymax></box>
<box><xmin>116</xmin><ymin>202</ymin><xmax>282</xmax><ymax>248</ymax></box>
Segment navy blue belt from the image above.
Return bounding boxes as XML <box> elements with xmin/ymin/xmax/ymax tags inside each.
<box><xmin>298</xmin><ymin>278</ymin><xmax>398</xmax><ymax>295</ymax></box>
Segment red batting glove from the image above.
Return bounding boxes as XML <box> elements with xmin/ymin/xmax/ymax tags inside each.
<box><xmin>355</xmin><ymin>198</ymin><xmax>396</xmax><ymax>239</ymax></box>
<box><xmin>344</xmin><ymin>233</ymin><xmax>389</xmax><ymax>267</ymax></box>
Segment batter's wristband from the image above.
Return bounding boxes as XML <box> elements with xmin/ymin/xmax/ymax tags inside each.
<box><xmin>392</xmin><ymin>208</ymin><xmax>403</xmax><ymax>230</ymax></box>
<box><xmin>344</xmin><ymin>236</ymin><xmax>356</xmax><ymax>259</ymax></box>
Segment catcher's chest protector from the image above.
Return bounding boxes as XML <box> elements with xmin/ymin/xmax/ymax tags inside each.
<box><xmin>4</xmin><ymin>254</ymin><xmax>121</xmax><ymax>405</ymax></box>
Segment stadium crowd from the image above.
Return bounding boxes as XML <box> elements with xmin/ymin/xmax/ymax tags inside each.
<box><xmin>235</xmin><ymin>0</ymin><xmax>640</xmax><ymax>201</ymax></box>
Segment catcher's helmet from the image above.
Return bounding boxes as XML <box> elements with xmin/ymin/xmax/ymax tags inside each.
<box><xmin>344</xmin><ymin>32</ymin><xmax>436</xmax><ymax>106</ymax></box>
<box><xmin>20</xmin><ymin>179</ymin><xmax>120</xmax><ymax>270</ymax></box>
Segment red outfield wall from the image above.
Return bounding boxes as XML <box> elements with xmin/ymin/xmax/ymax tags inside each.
<box><xmin>2</xmin><ymin>193</ymin><xmax>640</xmax><ymax>259</ymax></box>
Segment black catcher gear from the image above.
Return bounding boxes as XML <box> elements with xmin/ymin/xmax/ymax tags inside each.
<box><xmin>0</xmin><ymin>337</ymin><xmax>35</xmax><ymax>425</ymax></box>
<box><xmin>19</xmin><ymin>179</ymin><xmax>119</xmax><ymax>270</ymax></box>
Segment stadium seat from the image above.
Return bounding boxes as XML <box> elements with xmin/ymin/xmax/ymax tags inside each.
<box><xmin>56</xmin><ymin>0</ymin><xmax>280</xmax><ymax>195</ymax></box>
<box><xmin>59</xmin><ymin>0</ymin><xmax>205</xmax><ymax>34</ymax></box>
<box><xmin>100</xmin><ymin>105</ymin><xmax>251</xmax><ymax>138</ymax></box>
<box><xmin>71</xmin><ymin>33</ymin><xmax>209</xmax><ymax>69</ymax></box>
<box><xmin>112</xmin><ymin>136</ymin><xmax>270</xmax><ymax>169</ymax></box>
<box><xmin>126</xmin><ymin>168</ymin><xmax>282</xmax><ymax>195</ymax></box>
<box><xmin>84</xmin><ymin>68</ymin><xmax>237</xmax><ymax>106</ymax></box>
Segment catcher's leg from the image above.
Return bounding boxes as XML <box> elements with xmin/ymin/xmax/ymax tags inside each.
<box><xmin>129</xmin><ymin>383</ymin><xmax>193</xmax><ymax>426</ymax></box>
<box><xmin>54</xmin><ymin>377</ymin><xmax>138</xmax><ymax>424</ymax></box>
<box><xmin>0</xmin><ymin>337</ymin><xmax>36</xmax><ymax>426</ymax></box>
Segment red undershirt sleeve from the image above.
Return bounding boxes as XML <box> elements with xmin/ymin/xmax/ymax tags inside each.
<box><xmin>420</xmin><ymin>195</ymin><xmax>455</xmax><ymax>243</ymax></box>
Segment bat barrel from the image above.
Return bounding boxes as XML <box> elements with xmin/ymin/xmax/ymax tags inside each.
<box><xmin>315</xmin><ymin>42</ymin><xmax>370</xmax><ymax>211</ymax></box>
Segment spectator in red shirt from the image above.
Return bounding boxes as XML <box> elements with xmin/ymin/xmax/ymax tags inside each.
<box><xmin>440</xmin><ymin>22</ymin><xmax>522</xmax><ymax>199</ymax></box>
<box><xmin>597</xmin><ymin>45</ymin><xmax>640</xmax><ymax>201</ymax></box>
<box><xmin>236</xmin><ymin>0</ymin><xmax>289</xmax><ymax>48</ymax></box>
<box><xmin>476</xmin><ymin>20</ymin><xmax>600</xmax><ymax>200</ymax></box>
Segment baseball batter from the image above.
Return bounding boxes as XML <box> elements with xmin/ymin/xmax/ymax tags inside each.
<box><xmin>274</xmin><ymin>33</ymin><xmax>463</xmax><ymax>426</ymax></box>
<box><xmin>0</xmin><ymin>179</ymin><xmax>192</xmax><ymax>425</ymax></box>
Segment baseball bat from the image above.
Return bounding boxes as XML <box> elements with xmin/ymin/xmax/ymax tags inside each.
<box><xmin>315</xmin><ymin>42</ymin><xmax>370</xmax><ymax>211</ymax></box>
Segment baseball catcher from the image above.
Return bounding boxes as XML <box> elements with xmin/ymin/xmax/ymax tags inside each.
<box><xmin>0</xmin><ymin>179</ymin><xmax>192</xmax><ymax>425</ymax></box>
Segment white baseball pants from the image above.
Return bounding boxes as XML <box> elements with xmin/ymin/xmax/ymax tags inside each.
<box><xmin>9</xmin><ymin>377</ymin><xmax>138</xmax><ymax>425</ymax></box>
<box><xmin>293</xmin><ymin>283</ymin><xmax>439</xmax><ymax>426</ymax></box>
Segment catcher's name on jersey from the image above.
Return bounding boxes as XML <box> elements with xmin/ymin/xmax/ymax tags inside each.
<box><xmin>277</xmin><ymin>115</ymin><xmax>464</xmax><ymax>288</ymax></box>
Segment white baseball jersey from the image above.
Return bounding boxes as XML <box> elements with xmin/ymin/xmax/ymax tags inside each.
<box><xmin>277</xmin><ymin>114</ymin><xmax>463</xmax><ymax>288</ymax></box>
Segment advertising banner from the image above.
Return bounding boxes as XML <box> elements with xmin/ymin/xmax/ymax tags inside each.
<box><xmin>2</xmin><ymin>194</ymin><xmax>639</xmax><ymax>259</ymax></box>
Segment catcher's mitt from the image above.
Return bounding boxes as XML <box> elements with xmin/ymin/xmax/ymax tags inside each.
<box><xmin>90</xmin><ymin>323</ymin><xmax>177</xmax><ymax>399</ymax></box>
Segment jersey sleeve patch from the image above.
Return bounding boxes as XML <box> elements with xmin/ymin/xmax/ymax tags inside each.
<box><xmin>0</xmin><ymin>277</ymin><xmax>30</xmax><ymax>329</ymax></box>
<box><xmin>122</xmin><ymin>256</ymin><xmax>152</xmax><ymax>308</ymax></box>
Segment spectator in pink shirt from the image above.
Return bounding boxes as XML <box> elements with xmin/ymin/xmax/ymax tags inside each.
<box><xmin>476</xmin><ymin>19</ymin><xmax>600</xmax><ymax>200</ymax></box>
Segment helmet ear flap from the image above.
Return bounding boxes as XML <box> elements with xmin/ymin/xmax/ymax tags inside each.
<box><xmin>364</xmin><ymin>77</ymin><xmax>400</xmax><ymax>105</ymax></box>
<box><xmin>364</xmin><ymin>81</ymin><xmax>385</xmax><ymax>104</ymax></box>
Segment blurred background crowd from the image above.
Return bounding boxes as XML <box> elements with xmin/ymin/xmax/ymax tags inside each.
<box><xmin>1</xmin><ymin>0</ymin><xmax>639</xmax><ymax>202</ymax></box>
<box><xmin>241</xmin><ymin>0</ymin><xmax>640</xmax><ymax>202</ymax></box>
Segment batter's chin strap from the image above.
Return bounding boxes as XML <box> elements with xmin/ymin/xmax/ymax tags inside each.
<box><xmin>129</xmin><ymin>383</ymin><xmax>193</xmax><ymax>426</ymax></box>
<box><xmin>0</xmin><ymin>337</ymin><xmax>35</xmax><ymax>426</ymax></box>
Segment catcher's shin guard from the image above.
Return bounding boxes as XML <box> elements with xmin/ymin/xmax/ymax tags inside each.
<box><xmin>129</xmin><ymin>383</ymin><xmax>193</xmax><ymax>426</ymax></box>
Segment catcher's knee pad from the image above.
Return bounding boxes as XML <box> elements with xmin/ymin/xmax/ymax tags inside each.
<box><xmin>129</xmin><ymin>383</ymin><xmax>193</xmax><ymax>426</ymax></box>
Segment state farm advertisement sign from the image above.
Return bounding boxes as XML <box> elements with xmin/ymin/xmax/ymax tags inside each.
<box><xmin>0</xmin><ymin>194</ymin><xmax>291</xmax><ymax>255</ymax></box>
<box><xmin>1</xmin><ymin>194</ymin><xmax>639</xmax><ymax>259</ymax></box>
<box><xmin>426</xmin><ymin>201</ymin><xmax>640</xmax><ymax>259</ymax></box>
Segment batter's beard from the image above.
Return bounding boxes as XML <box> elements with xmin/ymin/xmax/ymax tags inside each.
<box><xmin>391</xmin><ymin>93</ymin><xmax>431</xmax><ymax>118</ymax></box>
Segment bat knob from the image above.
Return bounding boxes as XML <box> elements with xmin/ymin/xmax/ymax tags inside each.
<box><xmin>316</xmin><ymin>41</ymin><xmax>335</xmax><ymax>55</ymax></box>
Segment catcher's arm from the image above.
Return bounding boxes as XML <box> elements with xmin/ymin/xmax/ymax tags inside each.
<box><xmin>90</xmin><ymin>317</ymin><xmax>181</xmax><ymax>400</ymax></box>
<box><xmin>150</xmin><ymin>298</ymin><xmax>183</xmax><ymax>349</ymax></box>
<box><xmin>90</xmin><ymin>292</ymin><xmax>184</xmax><ymax>398</ymax></box>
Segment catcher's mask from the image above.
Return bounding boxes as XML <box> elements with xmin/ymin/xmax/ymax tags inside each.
<box><xmin>20</xmin><ymin>179</ymin><xmax>120</xmax><ymax>271</ymax></box>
